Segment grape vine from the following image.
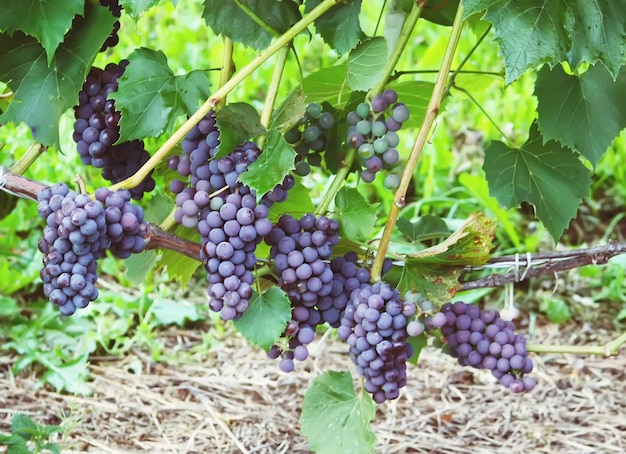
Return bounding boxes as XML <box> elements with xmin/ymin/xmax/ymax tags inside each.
<box><xmin>1</xmin><ymin>0</ymin><xmax>626</xmax><ymax>452</ymax></box>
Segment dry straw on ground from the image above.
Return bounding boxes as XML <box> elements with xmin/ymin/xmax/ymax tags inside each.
<box><xmin>1</xmin><ymin>322</ymin><xmax>625</xmax><ymax>454</ymax></box>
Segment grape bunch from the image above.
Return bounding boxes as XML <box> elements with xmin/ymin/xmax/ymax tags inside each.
<box><xmin>37</xmin><ymin>183</ymin><xmax>108</xmax><ymax>316</ymax></box>
<box><xmin>338</xmin><ymin>281</ymin><xmax>416</xmax><ymax>403</ymax></box>
<box><xmin>99</xmin><ymin>0</ymin><xmax>122</xmax><ymax>52</ymax></box>
<box><xmin>436</xmin><ymin>301</ymin><xmax>536</xmax><ymax>393</ymax></box>
<box><xmin>284</xmin><ymin>102</ymin><xmax>335</xmax><ymax>176</ymax></box>
<box><xmin>346</xmin><ymin>89</ymin><xmax>409</xmax><ymax>189</ymax></box>
<box><xmin>73</xmin><ymin>61</ymin><xmax>155</xmax><ymax>199</ymax></box>
<box><xmin>94</xmin><ymin>187</ymin><xmax>148</xmax><ymax>259</ymax></box>
<box><xmin>169</xmin><ymin>111</ymin><xmax>294</xmax><ymax>320</ymax></box>
<box><xmin>265</xmin><ymin>214</ymin><xmax>340</xmax><ymax>371</ymax></box>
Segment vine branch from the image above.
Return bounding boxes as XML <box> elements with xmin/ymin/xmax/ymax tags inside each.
<box><xmin>527</xmin><ymin>331</ymin><xmax>626</xmax><ymax>356</ymax></box>
<box><xmin>370</xmin><ymin>2</ymin><xmax>465</xmax><ymax>282</ymax></box>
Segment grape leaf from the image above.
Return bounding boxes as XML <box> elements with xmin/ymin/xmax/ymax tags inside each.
<box><xmin>202</xmin><ymin>0</ymin><xmax>301</xmax><ymax>50</ymax></box>
<box><xmin>334</xmin><ymin>187</ymin><xmax>378</xmax><ymax>242</ymax></box>
<box><xmin>233</xmin><ymin>287</ymin><xmax>292</xmax><ymax>350</ymax></box>
<box><xmin>396</xmin><ymin>215</ymin><xmax>450</xmax><ymax>243</ymax></box>
<box><xmin>305</xmin><ymin>0</ymin><xmax>363</xmax><ymax>54</ymax></box>
<box><xmin>0</xmin><ymin>0</ymin><xmax>85</xmax><ymax>64</ymax></box>
<box><xmin>397</xmin><ymin>260</ymin><xmax>462</xmax><ymax>306</ymax></box>
<box><xmin>111</xmin><ymin>47</ymin><xmax>211</xmax><ymax>142</ymax></box>
<box><xmin>268</xmin><ymin>178</ymin><xmax>316</xmax><ymax>221</ymax></box>
<box><xmin>464</xmin><ymin>0</ymin><xmax>626</xmax><ymax>83</ymax></box>
<box><xmin>396</xmin><ymin>213</ymin><xmax>495</xmax><ymax>305</ymax></box>
<box><xmin>483</xmin><ymin>122</ymin><xmax>591</xmax><ymax>240</ymax></box>
<box><xmin>271</xmin><ymin>88</ymin><xmax>307</xmax><ymax>132</ymax></box>
<box><xmin>535</xmin><ymin>64</ymin><xmax>626</xmax><ymax>167</ymax></box>
<box><xmin>407</xmin><ymin>333</ymin><xmax>427</xmax><ymax>365</ymax></box>
<box><xmin>346</xmin><ymin>37</ymin><xmax>388</xmax><ymax>92</ymax></box>
<box><xmin>301</xmin><ymin>371</ymin><xmax>376</xmax><ymax>454</ymax></box>
<box><xmin>421</xmin><ymin>0</ymin><xmax>460</xmax><ymax>26</ymax></box>
<box><xmin>302</xmin><ymin>64</ymin><xmax>350</xmax><ymax>105</ymax></box>
<box><xmin>214</xmin><ymin>102</ymin><xmax>265</xmax><ymax>159</ymax></box>
<box><xmin>239</xmin><ymin>129</ymin><xmax>295</xmax><ymax>199</ymax></box>
<box><xmin>120</xmin><ymin>0</ymin><xmax>161</xmax><ymax>17</ymax></box>
<box><xmin>0</xmin><ymin>6</ymin><xmax>115</xmax><ymax>147</ymax></box>
<box><xmin>124</xmin><ymin>251</ymin><xmax>157</xmax><ymax>284</ymax></box>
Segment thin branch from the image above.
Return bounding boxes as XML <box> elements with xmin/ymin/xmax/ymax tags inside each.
<box><xmin>527</xmin><ymin>331</ymin><xmax>626</xmax><ymax>356</ymax></box>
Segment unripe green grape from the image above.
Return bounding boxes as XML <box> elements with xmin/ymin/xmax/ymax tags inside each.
<box><xmin>385</xmin><ymin>130</ymin><xmax>399</xmax><ymax>148</ymax></box>
<box><xmin>303</xmin><ymin>124</ymin><xmax>322</xmax><ymax>143</ymax></box>
<box><xmin>361</xmin><ymin>169</ymin><xmax>376</xmax><ymax>183</ymax></box>
<box><xmin>347</xmin><ymin>131</ymin><xmax>364</xmax><ymax>148</ymax></box>
<box><xmin>284</xmin><ymin>128</ymin><xmax>301</xmax><ymax>144</ymax></box>
<box><xmin>309</xmin><ymin>138</ymin><xmax>326</xmax><ymax>152</ymax></box>
<box><xmin>358</xmin><ymin>143</ymin><xmax>374</xmax><ymax>160</ymax></box>
<box><xmin>295</xmin><ymin>142</ymin><xmax>309</xmax><ymax>156</ymax></box>
<box><xmin>356</xmin><ymin>102</ymin><xmax>370</xmax><ymax>119</ymax></box>
<box><xmin>318</xmin><ymin>112</ymin><xmax>334</xmax><ymax>130</ymax></box>
<box><xmin>382</xmin><ymin>148</ymin><xmax>399</xmax><ymax>166</ymax></box>
<box><xmin>307</xmin><ymin>153</ymin><xmax>322</xmax><ymax>167</ymax></box>
<box><xmin>384</xmin><ymin>174</ymin><xmax>400</xmax><ymax>189</ymax></box>
<box><xmin>306</xmin><ymin>102</ymin><xmax>323</xmax><ymax>119</ymax></box>
<box><xmin>373</xmin><ymin>137</ymin><xmax>388</xmax><ymax>154</ymax></box>
<box><xmin>356</xmin><ymin>120</ymin><xmax>371</xmax><ymax>135</ymax></box>
<box><xmin>294</xmin><ymin>160</ymin><xmax>310</xmax><ymax>176</ymax></box>
<box><xmin>371</xmin><ymin>121</ymin><xmax>387</xmax><ymax>137</ymax></box>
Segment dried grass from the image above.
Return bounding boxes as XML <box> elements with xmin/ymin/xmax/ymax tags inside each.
<box><xmin>1</xmin><ymin>322</ymin><xmax>625</xmax><ymax>453</ymax></box>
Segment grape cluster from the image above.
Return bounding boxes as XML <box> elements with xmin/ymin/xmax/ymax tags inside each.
<box><xmin>346</xmin><ymin>89</ymin><xmax>409</xmax><ymax>189</ymax></box>
<box><xmin>94</xmin><ymin>187</ymin><xmax>148</xmax><ymax>259</ymax></box>
<box><xmin>284</xmin><ymin>102</ymin><xmax>335</xmax><ymax>176</ymax></box>
<box><xmin>73</xmin><ymin>62</ymin><xmax>155</xmax><ymax>199</ymax></box>
<box><xmin>37</xmin><ymin>184</ymin><xmax>108</xmax><ymax>316</ymax></box>
<box><xmin>437</xmin><ymin>301</ymin><xmax>536</xmax><ymax>393</ymax></box>
<box><xmin>99</xmin><ymin>0</ymin><xmax>122</xmax><ymax>52</ymax></box>
<box><xmin>338</xmin><ymin>282</ymin><xmax>416</xmax><ymax>403</ymax></box>
<box><xmin>169</xmin><ymin>111</ymin><xmax>294</xmax><ymax>320</ymax></box>
<box><xmin>265</xmin><ymin>214</ymin><xmax>340</xmax><ymax>371</ymax></box>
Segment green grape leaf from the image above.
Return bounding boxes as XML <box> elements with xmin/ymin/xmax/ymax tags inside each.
<box><xmin>464</xmin><ymin>0</ymin><xmax>626</xmax><ymax>83</ymax></box>
<box><xmin>305</xmin><ymin>0</ymin><xmax>363</xmax><ymax>54</ymax></box>
<box><xmin>483</xmin><ymin>122</ymin><xmax>591</xmax><ymax>241</ymax></box>
<box><xmin>202</xmin><ymin>0</ymin><xmax>301</xmax><ymax>50</ymax></box>
<box><xmin>346</xmin><ymin>37</ymin><xmax>388</xmax><ymax>92</ymax></box>
<box><xmin>386</xmin><ymin>80</ymin><xmax>434</xmax><ymax>128</ymax></box>
<box><xmin>111</xmin><ymin>48</ymin><xmax>211</xmax><ymax>142</ymax></box>
<box><xmin>397</xmin><ymin>213</ymin><xmax>496</xmax><ymax>305</ymax></box>
<box><xmin>157</xmin><ymin>225</ymin><xmax>202</xmax><ymax>288</ymax></box>
<box><xmin>396</xmin><ymin>215</ymin><xmax>450</xmax><ymax>243</ymax></box>
<box><xmin>120</xmin><ymin>0</ymin><xmax>161</xmax><ymax>17</ymax></box>
<box><xmin>151</xmin><ymin>297</ymin><xmax>204</xmax><ymax>327</ymax></box>
<box><xmin>535</xmin><ymin>64</ymin><xmax>626</xmax><ymax>167</ymax></box>
<box><xmin>397</xmin><ymin>260</ymin><xmax>462</xmax><ymax>306</ymax></box>
<box><xmin>214</xmin><ymin>102</ymin><xmax>265</xmax><ymax>159</ymax></box>
<box><xmin>334</xmin><ymin>187</ymin><xmax>378</xmax><ymax>242</ymax></box>
<box><xmin>268</xmin><ymin>178</ymin><xmax>316</xmax><ymax>221</ymax></box>
<box><xmin>123</xmin><ymin>251</ymin><xmax>157</xmax><ymax>284</ymax></box>
<box><xmin>301</xmin><ymin>371</ymin><xmax>376</xmax><ymax>454</ymax></box>
<box><xmin>271</xmin><ymin>88</ymin><xmax>307</xmax><ymax>132</ymax></box>
<box><xmin>239</xmin><ymin>129</ymin><xmax>295</xmax><ymax>199</ymax></box>
<box><xmin>302</xmin><ymin>64</ymin><xmax>350</xmax><ymax>105</ymax></box>
<box><xmin>0</xmin><ymin>0</ymin><xmax>85</xmax><ymax>64</ymax></box>
<box><xmin>233</xmin><ymin>287</ymin><xmax>292</xmax><ymax>350</ymax></box>
<box><xmin>421</xmin><ymin>0</ymin><xmax>460</xmax><ymax>26</ymax></box>
<box><xmin>0</xmin><ymin>6</ymin><xmax>116</xmax><ymax>147</ymax></box>
<box><xmin>407</xmin><ymin>333</ymin><xmax>427</xmax><ymax>365</ymax></box>
<box><xmin>0</xmin><ymin>191</ymin><xmax>18</xmax><ymax>221</ymax></box>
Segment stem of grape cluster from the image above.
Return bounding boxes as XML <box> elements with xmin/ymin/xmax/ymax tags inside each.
<box><xmin>370</xmin><ymin>3</ymin><xmax>465</xmax><ymax>282</ymax></box>
<box><xmin>218</xmin><ymin>37</ymin><xmax>234</xmax><ymax>108</ymax></box>
<box><xmin>258</xmin><ymin>45</ymin><xmax>291</xmax><ymax>148</ymax></box>
<box><xmin>315</xmin><ymin>148</ymin><xmax>356</xmax><ymax>215</ymax></box>
<box><xmin>108</xmin><ymin>0</ymin><xmax>340</xmax><ymax>193</ymax></box>
<box><xmin>527</xmin><ymin>331</ymin><xmax>626</xmax><ymax>356</ymax></box>
<box><xmin>9</xmin><ymin>142</ymin><xmax>46</xmax><ymax>175</ymax></box>
<box><xmin>368</xmin><ymin>3</ymin><xmax>423</xmax><ymax>98</ymax></box>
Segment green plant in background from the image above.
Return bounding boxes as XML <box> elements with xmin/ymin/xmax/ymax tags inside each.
<box><xmin>1</xmin><ymin>0</ymin><xmax>626</xmax><ymax>452</ymax></box>
<box><xmin>0</xmin><ymin>413</ymin><xmax>62</xmax><ymax>454</ymax></box>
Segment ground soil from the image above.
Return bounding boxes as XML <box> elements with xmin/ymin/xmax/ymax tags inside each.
<box><xmin>1</xmin><ymin>318</ymin><xmax>625</xmax><ymax>454</ymax></box>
